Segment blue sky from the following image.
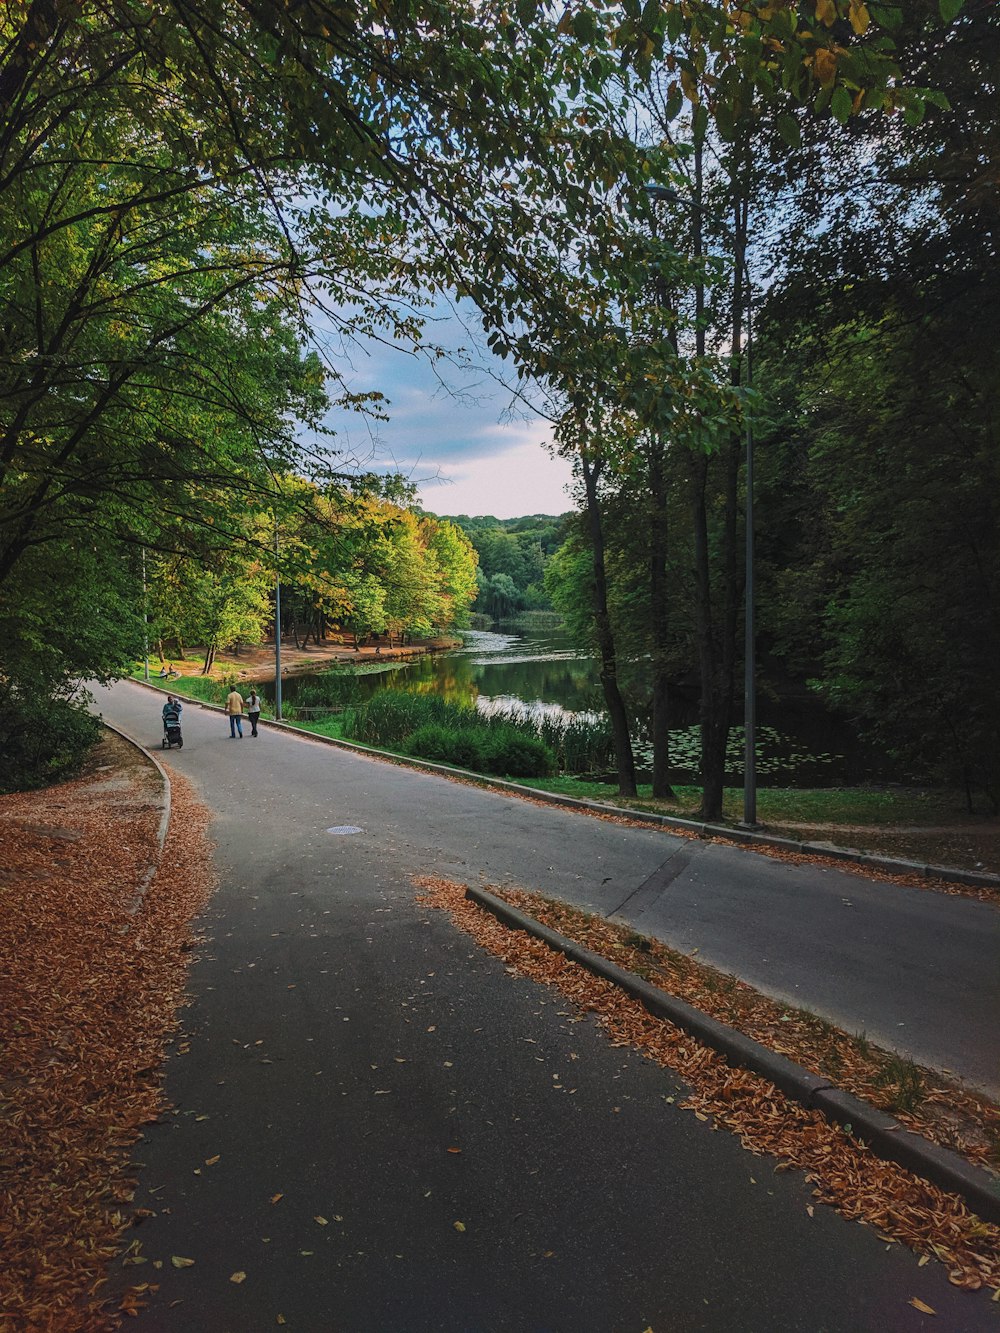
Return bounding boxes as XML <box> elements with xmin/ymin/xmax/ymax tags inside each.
<box><xmin>316</xmin><ymin>304</ymin><xmax>577</xmax><ymax>520</ymax></box>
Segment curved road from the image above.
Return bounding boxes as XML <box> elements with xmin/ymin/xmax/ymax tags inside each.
<box><xmin>92</xmin><ymin>681</ymin><xmax>998</xmax><ymax>1331</ymax></box>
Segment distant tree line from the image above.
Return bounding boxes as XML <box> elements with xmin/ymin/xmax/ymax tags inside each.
<box><xmin>440</xmin><ymin>515</ymin><xmax>569</xmax><ymax>621</ymax></box>
<box><xmin>148</xmin><ymin>477</ymin><xmax>479</xmax><ymax>674</ymax></box>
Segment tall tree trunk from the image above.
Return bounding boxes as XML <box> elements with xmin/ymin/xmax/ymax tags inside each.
<box><xmin>647</xmin><ymin>437</ymin><xmax>674</xmax><ymax>799</ymax></box>
<box><xmin>581</xmin><ymin>451</ymin><xmax>637</xmax><ymax>797</ymax></box>
<box><xmin>201</xmin><ymin>643</ymin><xmax>216</xmax><ymax>675</ymax></box>
<box><xmin>687</xmin><ymin>136</ymin><xmax>752</xmax><ymax>822</ymax></box>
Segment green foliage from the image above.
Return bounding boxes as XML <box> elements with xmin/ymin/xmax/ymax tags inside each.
<box><xmin>342</xmin><ymin>689</ymin><xmax>555</xmax><ymax>775</ymax></box>
<box><xmin>535</xmin><ymin>714</ymin><xmax>616</xmax><ymax>775</ymax></box>
<box><xmin>481</xmin><ymin>729</ymin><xmax>555</xmax><ymax>778</ymax></box>
<box><xmin>0</xmin><ymin>695</ymin><xmax>102</xmax><ymax>794</ymax></box>
<box><xmin>0</xmin><ymin>540</ymin><xmax>145</xmax><ymax>697</ymax></box>
<box><xmin>283</xmin><ymin>676</ymin><xmax>362</xmax><ymax>713</ymax></box>
<box><xmin>152</xmin><ymin>547</ymin><xmax>273</xmax><ymax>669</ymax></box>
<box><xmin>159</xmin><ymin>676</ymin><xmax>231</xmax><ymax>708</ymax></box>
<box><xmin>443</xmin><ymin>515</ymin><xmax>570</xmax><ymax>619</ymax></box>
<box><xmin>403</xmin><ymin>724</ymin><xmax>491</xmax><ymax>771</ymax></box>
<box><xmin>477</xmin><ymin>572</ymin><xmax>523</xmax><ymax>621</ymax></box>
<box><xmin>403</xmin><ymin>722</ymin><xmax>554</xmax><ymax>776</ymax></box>
<box><xmin>343</xmin><ymin>692</ymin><xmax>454</xmax><ymax>747</ymax></box>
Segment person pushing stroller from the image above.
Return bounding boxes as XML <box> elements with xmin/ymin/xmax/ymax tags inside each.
<box><xmin>162</xmin><ymin>694</ymin><xmax>183</xmax><ymax>749</ymax></box>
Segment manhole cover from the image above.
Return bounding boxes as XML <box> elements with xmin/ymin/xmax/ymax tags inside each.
<box><xmin>326</xmin><ymin>825</ymin><xmax>363</xmax><ymax>836</ymax></box>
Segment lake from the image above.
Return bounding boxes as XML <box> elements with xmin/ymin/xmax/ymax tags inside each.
<box><xmin>266</xmin><ymin>626</ymin><xmax>879</xmax><ymax>786</ymax></box>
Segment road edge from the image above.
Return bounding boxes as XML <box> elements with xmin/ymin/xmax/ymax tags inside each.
<box><xmin>466</xmin><ymin>884</ymin><xmax>1000</xmax><ymax>1227</ymax></box>
<box><xmin>99</xmin><ymin>719</ymin><xmax>171</xmax><ymax>918</ymax></box>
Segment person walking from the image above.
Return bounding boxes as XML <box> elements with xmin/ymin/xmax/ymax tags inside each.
<box><xmin>246</xmin><ymin>688</ymin><xmax>262</xmax><ymax>738</ymax></box>
<box><xmin>225</xmin><ymin>686</ymin><xmax>245</xmax><ymax>738</ymax></box>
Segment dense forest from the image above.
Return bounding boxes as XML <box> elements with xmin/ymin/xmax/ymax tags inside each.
<box><xmin>146</xmin><ymin>476</ymin><xmax>479</xmax><ymax>672</ymax></box>
<box><xmin>442</xmin><ymin>515</ymin><xmax>569</xmax><ymax>619</ymax></box>
<box><xmin>536</xmin><ymin>2</ymin><xmax>999</xmax><ymax>815</ymax></box>
<box><xmin>1</xmin><ymin>0</ymin><xmax>992</xmax><ymax>813</ymax></box>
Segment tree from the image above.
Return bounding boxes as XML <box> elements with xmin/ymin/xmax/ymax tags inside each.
<box><xmin>741</xmin><ymin>0</ymin><xmax>1000</xmax><ymax>807</ymax></box>
<box><xmin>150</xmin><ymin>548</ymin><xmax>272</xmax><ymax>674</ymax></box>
<box><xmin>0</xmin><ymin>0</ymin><xmax>935</xmax><ymax>792</ymax></box>
<box><xmin>422</xmin><ymin>518</ymin><xmax>479</xmax><ymax>632</ymax></box>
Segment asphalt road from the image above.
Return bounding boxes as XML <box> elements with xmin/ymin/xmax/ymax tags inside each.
<box><xmin>92</xmin><ymin>681</ymin><xmax>997</xmax><ymax>1330</ymax></box>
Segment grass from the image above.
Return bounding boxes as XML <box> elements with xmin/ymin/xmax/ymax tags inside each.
<box><xmin>509</xmin><ymin>774</ymin><xmax>964</xmax><ymax>829</ymax></box>
<box><xmin>873</xmin><ymin>1053</ymin><xmax>927</xmax><ymax>1115</ymax></box>
<box><xmin>291</xmin><ymin>717</ymin><xmax>348</xmax><ymax>741</ymax></box>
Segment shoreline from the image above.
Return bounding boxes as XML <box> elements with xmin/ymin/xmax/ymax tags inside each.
<box><xmin>154</xmin><ymin>634</ymin><xmax>461</xmax><ymax>684</ymax></box>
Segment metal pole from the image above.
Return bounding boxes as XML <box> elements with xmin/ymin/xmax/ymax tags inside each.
<box><xmin>742</xmin><ymin>294</ymin><xmax>757</xmax><ymax>826</ymax></box>
<box><xmin>141</xmin><ymin>547</ymin><xmax>150</xmax><ymax>681</ymax></box>
<box><xmin>274</xmin><ymin>520</ymin><xmax>282</xmax><ymax>720</ymax></box>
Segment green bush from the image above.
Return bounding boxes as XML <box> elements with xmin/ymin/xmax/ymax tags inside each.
<box><xmin>403</xmin><ymin>721</ymin><xmax>554</xmax><ymax>777</ymax></box>
<box><xmin>483</xmin><ymin>728</ymin><xmax>555</xmax><ymax>777</ymax></box>
<box><xmin>404</xmin><ymin>724</ymin><xmax>489</xmax><ymax>770</ymax></box>
<box><xmin>0</xmin><ymin>694</ymin><xmax>102</xmax><ymax>793</ymax></box>
<box><xmin>344</xmin><ymin>691</ymin><xmax>458</xmax><ymax>746</ymax></box>
<box><xmin>345</xmin><ymin>690</ymin><xmax>560</xmax><ymax>776</ymax></box>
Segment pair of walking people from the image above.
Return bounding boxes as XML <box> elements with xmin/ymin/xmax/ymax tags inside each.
<box><xmin>225</xmin><ymin>687</ymin><xmax>262</xmax><ymax>738</ymax></box>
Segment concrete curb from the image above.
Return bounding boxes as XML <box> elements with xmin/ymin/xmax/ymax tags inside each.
<box><xmin>99</xmin><ymin>719</ymin><xmax>171</xmax><ymax>919</ymax></box>
<box><xmin>466</xmin><ymin>884</ymin><xmax>1000</xmax><ymax>1226</ymax></box>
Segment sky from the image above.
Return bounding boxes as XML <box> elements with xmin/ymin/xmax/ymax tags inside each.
<box><xmin>315</xmin><ymin>304</ymin><xmax>578</xmax><ymax>521</ymax></box>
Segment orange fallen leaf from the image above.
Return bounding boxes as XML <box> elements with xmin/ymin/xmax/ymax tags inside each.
<box><xmin>171</xmin><ymin>1256</ymin><xmax>195</xmax><ymax>1269</ymax></box>
<box><xmin>230</xmin><ymin>1271</ymin><xmax>247</xmax><ymax>1284</ymax></box>
<box><xmin>315</xmin><ymin>1215</ymin><xmax>329</xmax><ymax>1225</ymax></box>
<box><xmin>205</xmin><ymin>1155</ymin><xmax>220</xmax><ymax>1165</ymax></box>
<box><xmin>270</xmin><ymin>1193</ymin><xmax>284</xmax><ymax>1204</ymax></box>
<box><xmin>908</xmin><ymin>1297</ymin><xmax>935</xmax><ymax>1314</ymax></box>
<box><xmin>447</xmin><ymin>1147</ymin><xmax>462</xmax><ymax>1154</ymax></box>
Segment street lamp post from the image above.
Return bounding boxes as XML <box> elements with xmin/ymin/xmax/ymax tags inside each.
<box><xmin>274</xmin><ymin>519</ymin><xmax>283</xmax><ymax>721</ymax></box>
<box><xmin>644</xmin><ymin>184</ymin><xmax>757</xmax><ymax>826</ymax></box>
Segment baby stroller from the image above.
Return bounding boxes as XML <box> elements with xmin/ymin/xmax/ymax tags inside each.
<box><xmin>162</xmin><ymin>703</ymin><xmax>183</xmax><ymax>749</ymax></box>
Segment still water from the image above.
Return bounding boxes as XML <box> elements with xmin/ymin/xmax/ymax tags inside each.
<box><xmin>271</xmin><ymin>626</ymin><xmax>870</xmax><ymax>785</ymax></box>
<box><xmin>277</xmin><ymin>628</ymin><xmax>600</xmax><ymax>719</ymax></box>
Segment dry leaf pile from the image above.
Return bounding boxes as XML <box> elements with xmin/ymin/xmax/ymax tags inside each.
<box><xmin>0</xmin><ymin>736</ymin><xmax>216</xmax><ymax>1331</ymax></box>
<box><xmin>415</xmin><ymin>875</ymin><xmax>1000</xmax><ymax>1295</ymax></box>
<box><xmin>481</xmin><ymin>885</ymin><xmax>1000</xmax><ymax>1176</ymax></box>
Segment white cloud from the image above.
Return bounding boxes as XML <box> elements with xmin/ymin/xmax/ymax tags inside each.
<box><xmin>312</xmin><ymin>300</ymin><xmax>577</xmax><ymax>518</ymax></box>
<box><xmin>417</xmin><ymin>428</ymin><xmax>576</xmax><ymax>519</ymax></box>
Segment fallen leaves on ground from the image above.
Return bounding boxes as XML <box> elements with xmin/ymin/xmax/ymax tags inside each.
<box><xmin>0</xmin><ymin>733</ymin><xmax>217</xmax><ymax>1329</ymax></box>
<box><xmin>474</xmin><ymin>882</ymin><xmax>1000</xmax><ymax>1174</ymax></box>
<box><xmin>414</xmin><ymin>876</ymin><xmax>1000</xmax><ymax>1296</ymax></box>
